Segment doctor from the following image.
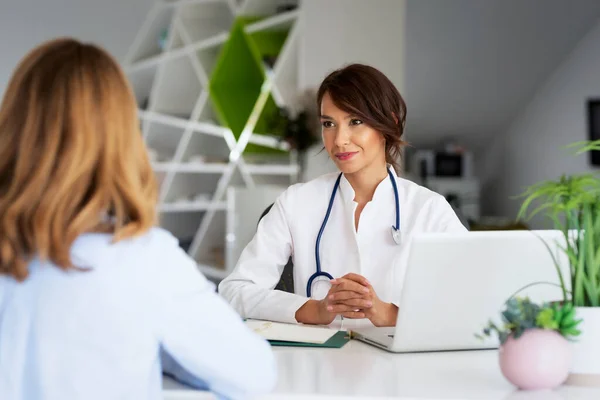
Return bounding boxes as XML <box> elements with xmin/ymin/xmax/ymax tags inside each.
<box><xmin>219</xmin><ymin>64</ymin><xmax>467</xmax><ymax>328</ymax></box>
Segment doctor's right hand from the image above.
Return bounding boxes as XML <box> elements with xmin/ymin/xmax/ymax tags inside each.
<box><xmin>294</xmin><ymin>297</ymin><xmax>337</xmax><ymax>325</ymax></box>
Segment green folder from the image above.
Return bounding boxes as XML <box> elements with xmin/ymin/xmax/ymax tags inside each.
<box><xmin>267</xmin><ymin>331</ymin><xmax>351</xmax><ymax>348</ymax></box>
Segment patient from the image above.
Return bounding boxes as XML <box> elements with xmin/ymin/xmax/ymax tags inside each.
<box><xmin>0</xmin><ymin>38</ymin><xmax>275</xmax><ymax>400</ymax></box>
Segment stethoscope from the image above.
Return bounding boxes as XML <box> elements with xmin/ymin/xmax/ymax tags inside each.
<box><xmin>306</xmin><ymin>167</ymin><xmax>401</xmax><ymax>297</ymax></box>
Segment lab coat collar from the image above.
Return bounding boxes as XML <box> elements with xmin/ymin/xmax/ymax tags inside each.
<box><xmin>338</xmin><ymin>166</ymin><xmax>398</xmax><ymax>205</ymax></box>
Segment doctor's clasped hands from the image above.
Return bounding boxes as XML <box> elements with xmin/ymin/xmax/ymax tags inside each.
<box><xmin>295</xmin><ymin>273</ymin><xmax>399</xmax><ymax>327</ymax></box>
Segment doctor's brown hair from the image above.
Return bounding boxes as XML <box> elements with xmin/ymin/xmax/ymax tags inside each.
<box><xmin>0</xmin><ymin>38</ymin><xmax>157</xmax><ymax>281</ymax></box>
<box><xmin>316</xmin><ymin>64</ymin><xmax>407</xmax><ymax>173</ymax></box>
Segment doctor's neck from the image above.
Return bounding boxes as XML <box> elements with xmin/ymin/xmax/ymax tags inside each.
<box><xmin>344</xmin><ymin>160</ymin><xmax>389</xmax><ymax>204</ymax></box>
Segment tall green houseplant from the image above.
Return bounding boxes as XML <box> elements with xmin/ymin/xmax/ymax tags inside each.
<box><xmin>516</xmin><ymin>140</ymin><xmax>600</xmax><ymax>307</ymax></box>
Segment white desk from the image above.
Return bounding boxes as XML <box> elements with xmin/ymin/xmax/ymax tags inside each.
<box><xmin>163</xmin><ymin>340</ymin><xmax>600</xmax><ymax>399</ymax></box>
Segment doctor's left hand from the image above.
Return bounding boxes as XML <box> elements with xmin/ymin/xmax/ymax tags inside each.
<box><xmin>329</xmin><ymin>273</ymin><xmax>398</xmax><ymax>327</ymax></box>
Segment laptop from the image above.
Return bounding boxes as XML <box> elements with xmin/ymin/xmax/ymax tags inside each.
<box><xmin>351</xmin><ymin>230</ymin><xmax>570</xmax><ymax>353</ymax></box>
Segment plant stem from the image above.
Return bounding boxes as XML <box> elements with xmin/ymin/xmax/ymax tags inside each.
<box><xmin>504</xmin><ymin>281</ymin><xmax>567</xmax><ymax>304</ymax></box>
<box><xmin>584</xmin><ymin>203</ymin><xmax>599</xmax><ymax>306</ymax></box>
<box><xmin>533</xmin><ymin>230</ymin><xmax>569</xmax><ymax>303</ymax></box>
<box><xmin>574</xmin><ymin>210</ymin><xmax>586</xmax><ymax>306</ymax></box>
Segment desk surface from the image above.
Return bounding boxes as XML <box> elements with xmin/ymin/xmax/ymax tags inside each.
<box><xmin>163</xmin><ymin>340</ymin><xmax>600</xmax><ymax>399</ymax></box>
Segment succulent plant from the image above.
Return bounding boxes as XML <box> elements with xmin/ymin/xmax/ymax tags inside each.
<box><xmin>477</xmin><ymin>297</ymin><xmax>582</xmax><ymax>345</ymax></box>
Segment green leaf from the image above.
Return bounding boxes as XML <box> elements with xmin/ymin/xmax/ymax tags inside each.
<box><xmin>564</xmin><ymin>328</ymin><xmax>582</xmax><ymax>337</ymax></box>
<box><xmin>566</xmin><ymin>139</ymin><xmax>600</xmax><ymax>154</ymax></box>
<box><xmin>561</xmin><ymin>319</ymin><xmax>581</xmax><ymax>330</ymax></box>
<box><xmin>554</xmin><ymin>302</ymin><xmax>565</xmax><ymax>322</ymax></box>
<box><xmin>536</xmin><ymin>308</ymin><xmax>559</xmax><ymax>330</ymax></box>
<box><xmin>530</xmin><ymin>232</ymin><xmax>570</xmax><ymax>303</ymax></box>
<box><xmin>574</xmin><ymin>228</ymin><xmax>587</xmax><ymax>306</ymax></box>
<box><xmin>583</xmin><ymin>203</ymin><xmax>599</xmax><ymax>305</ymax></box>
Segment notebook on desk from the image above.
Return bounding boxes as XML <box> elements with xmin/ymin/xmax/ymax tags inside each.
<box><xmin>245</xmin><ymin>319</ymin><xmax>350</xmax><ymax>348</ymax></box>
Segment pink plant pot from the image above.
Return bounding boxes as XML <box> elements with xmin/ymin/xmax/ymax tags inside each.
<box><xmin>499</xmin><ymin>329</ymin><xmax>572</xmax><ymax>390</ymax></box>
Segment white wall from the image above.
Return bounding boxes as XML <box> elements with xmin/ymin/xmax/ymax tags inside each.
<box><xmin>494</xmin><ymin>18</ymin><xmax>600</xmax><ymax>228</ymax></box>
<box><xmin>299</xmin><ymin>0</ymin><xmax>406</xmax><ymax>181</ymax></box>
<box><xmin>0</xmin><ymin>0</ymin><xmax>152</xmax><ymax>97</ymax></box>
<box><xmin>299</xmin><ymin>0</ymin><xmax>405</xmax><ymax>91</ymax></box>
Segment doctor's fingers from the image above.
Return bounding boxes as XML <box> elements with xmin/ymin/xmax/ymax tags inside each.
<box><xmin>328</xmin><ymin>290</ymin><xmax>371</xmax><ymax>302</ymax></box>
<box><xmin>341</xmin><ymin>311</ymin><xmax>366</xmax><ymax>319</ymax></box>
<box><xmin>334</xmin><ymin>298</ymin><xmax>373</xmax><ymax>309</ymax></box>
<box><xmin>336</xmin><ymin>273</ymin><xmax>370</xmax><ymax>287</ymax></box>
<box><xmin>326</xmin><ymin>303</ymin><xmax>370</xmax><ymax>314</ymax></box>
<box><xmin>329</xmin><ymin>279</ymin><xmax>370</xmax><ymax>295</ymax></box>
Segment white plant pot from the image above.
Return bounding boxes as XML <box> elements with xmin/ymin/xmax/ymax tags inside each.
<box><xmin>567</xmin><ymin>307</ymin><xmax>600</xmax><ymax>386</ymax></box>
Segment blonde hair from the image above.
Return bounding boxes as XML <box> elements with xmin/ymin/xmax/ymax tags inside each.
<box><xmin>0</xmin><ymin>38</ymin><xmax>157</xmax><ymax>281</ymax></box>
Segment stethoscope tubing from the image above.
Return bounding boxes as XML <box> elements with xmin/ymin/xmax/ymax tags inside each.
<box><xmin>307</xmin><ymin>168</ymin><xmax>400</xmax><ymax>297</ymax></box>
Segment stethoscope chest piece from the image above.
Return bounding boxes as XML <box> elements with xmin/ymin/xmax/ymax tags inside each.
<box><xmin>391</xmin><ymin>226</ymin><xmax>402</xmax><ymax>245</ymax></box>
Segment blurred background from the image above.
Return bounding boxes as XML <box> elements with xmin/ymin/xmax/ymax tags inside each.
<box><xmin>2</xmin><ymin>0</ymin><xmax>600</xmax><ymax>282</ymax></box>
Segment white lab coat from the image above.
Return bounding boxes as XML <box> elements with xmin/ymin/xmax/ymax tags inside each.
<box><xmin>218</xmin><ymin>170</ymin><xmax>467</xmax><ymax>328</ymax></box>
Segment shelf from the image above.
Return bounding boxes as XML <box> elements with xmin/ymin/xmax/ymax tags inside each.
<box><xmin>244</xmin><ymin>9</ymin><xmax>299</xmax><ymax>34</ymax></box>
<box><xmin>139</xmin><ymin>109</ymin><xmax>190</xmax><ymax>130</ymax></box>
<box><xmin>225</xmin><ymin>0</ymin><xmax>242</xmax><ymax>13</ymax></box>
<box><xmin>155</xmin><ymin>171</ymin><xmax>167</xmax><ymax>193</ymax></box>
<box><xmin>160</xmin><ymin>200</ymin><xmax>226</xmax><ymax>212</ymax></box>
<box><xmin>126</xmin><ymin>33</ymin><xmax>229</xmax><ymax>73</ymax></box>
<box><xmin>169</xmin><ymin>23</ymin><xmax>186</xmax><ymax>50</ymax></box>
<box><xmin>245</xmin><ymin>163</ymin><xmax>299</xmax><ymax>175</ymax></box>
<box><xmin>181</xmin><ymin>131</ymin><xmax>230</xmax><ymax>163</ymax></box>
<box><xmin>251</xmin><ymin>173</ymin><xmax>296</xmax><ymax>186</ymax></box>
<box><xmin>192</xmin><ymin>121</ymin><xmax>230</xmax><ymax>137</ymax></box>
<box><xmin>191</xmin><ymin>209</ymin><xmax>226</xmax><ymax>269</ymax></box>
<box><xmin>139</xmin><ymin>109</ymin><xmax>228</xmax><ymax>137</ymax></box>
<box><xmin>127</xmin><ymin>0</ymin><xmax>302</xmax><ymax>283</ymax></box>
<box><xmin>152</xmin><ymin>162</ymin><xmax>174</xmax><ymax>172</ymax></box>
<box><xmin>179</xmin><ymin>0</ymin><xmax>233</xmax><ymax>43</ymax></box>
<box><xmin>163</xmin><ymin>0</ymin><xmax>226</xmax><ymax>5</ymax></box>
<box><xmin>248</xmin><ymin>15</ymin><xmax>297</xmax><ymax>149</ymax></box>
<box><xmin>195</xmin><ymin>40</ymin><xmax>225</xmax><ymax>80</ymax></box>
<box><xmin>246</xmin><ymin>132</ymin><xmax>289</xmax><ymax>151</ymax></box>
<box><xmin>151</xmin><ymin>54</ymin><xmax>203</xmax><ymax>119</ymax></box>
<box><xmin>245</xmin><ymin>16</ymin><xmax>291</xmax><ymax>75</ymax></box>
<box><xmin>251</xmin><ymin>93</ymin><xmax>285</xmax><ymax>150</ymax></box>
<box><xmin>164</xmin><ymin>172</ymin><xmax>222</xmax><ymax>203</ymax></box>
<box><xmin>160</xmin><ymin>211</ymin><xmax>206</xmax><ymax>246</ymax></box>
<box><xmin>196</xmin><ymin>93</ymin><xmax>220</xmax><ymax>125</ymax></box>
<box><xmin>131</xmin><ymin>6</ymin><xmax>175</xmax><ymax>63</ymax></box>
<box><xmin>272</xmin><ymin>21</ymin><xmax>299</xmax><ymax>111</ymax></box>
<box><xmin>240</xmin><ymin>0</ymin><xmax>299</xmax><ymax>17</ymax></box>
<box><xmin>227</xmin><ymin>165</ymin><xmax>250</xmax><ymax>188</ymax></box>
<box><xmin>128</xmin><ymin>64</ymin><xmax>157</xmax><ymax>111</ymax></box>
<box><xmin>208</xmin><ymin>15</ymin><xmax>295</xmax><ymax>154</ymax></box>
<box><xmin>152</xmin><ymin>162</ymin><xmax>228</xmax><ymax>173</ymax></box>
<box><xmin>226</xmin><ymin>91</ymin><xmax>288</xmax><ymax>155</ymax></box>
<box><xmin>145</xmin><ymin>121</ymin><xmax>185</xmax><ymax>163</ymax></box>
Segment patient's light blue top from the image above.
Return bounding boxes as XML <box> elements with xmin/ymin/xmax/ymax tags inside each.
<box><xmin>0</xmin><ymin>228</ymin><xmax>275</xmax><ymax>400</ymax></box>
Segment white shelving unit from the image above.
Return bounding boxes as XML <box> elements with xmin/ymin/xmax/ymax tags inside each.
<box><xmin>125</xmin><ymin>0</ymin><xmax>301</xmax><ymax>280</ymax></box>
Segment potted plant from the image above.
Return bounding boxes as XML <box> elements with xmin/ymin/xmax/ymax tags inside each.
<box><xmin>269</xmin><ymin>105</ymin><xmax>319</xmax><ymax>182</ymax></box>
<box><xmin>478</xmin><ymin>297</ymin><xmax>581</xmax><ymax>390</ymax></box>
<box><xmin>515</xmin><ymin>139</ymin><xmax>600</xmax><ymax>384</ymax></box>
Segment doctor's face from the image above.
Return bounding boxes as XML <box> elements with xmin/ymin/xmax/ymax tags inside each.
<box><xmin>320</xmin><ymin>92</ymin><xmax>386</xmax><ymax>175</ymax></box>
